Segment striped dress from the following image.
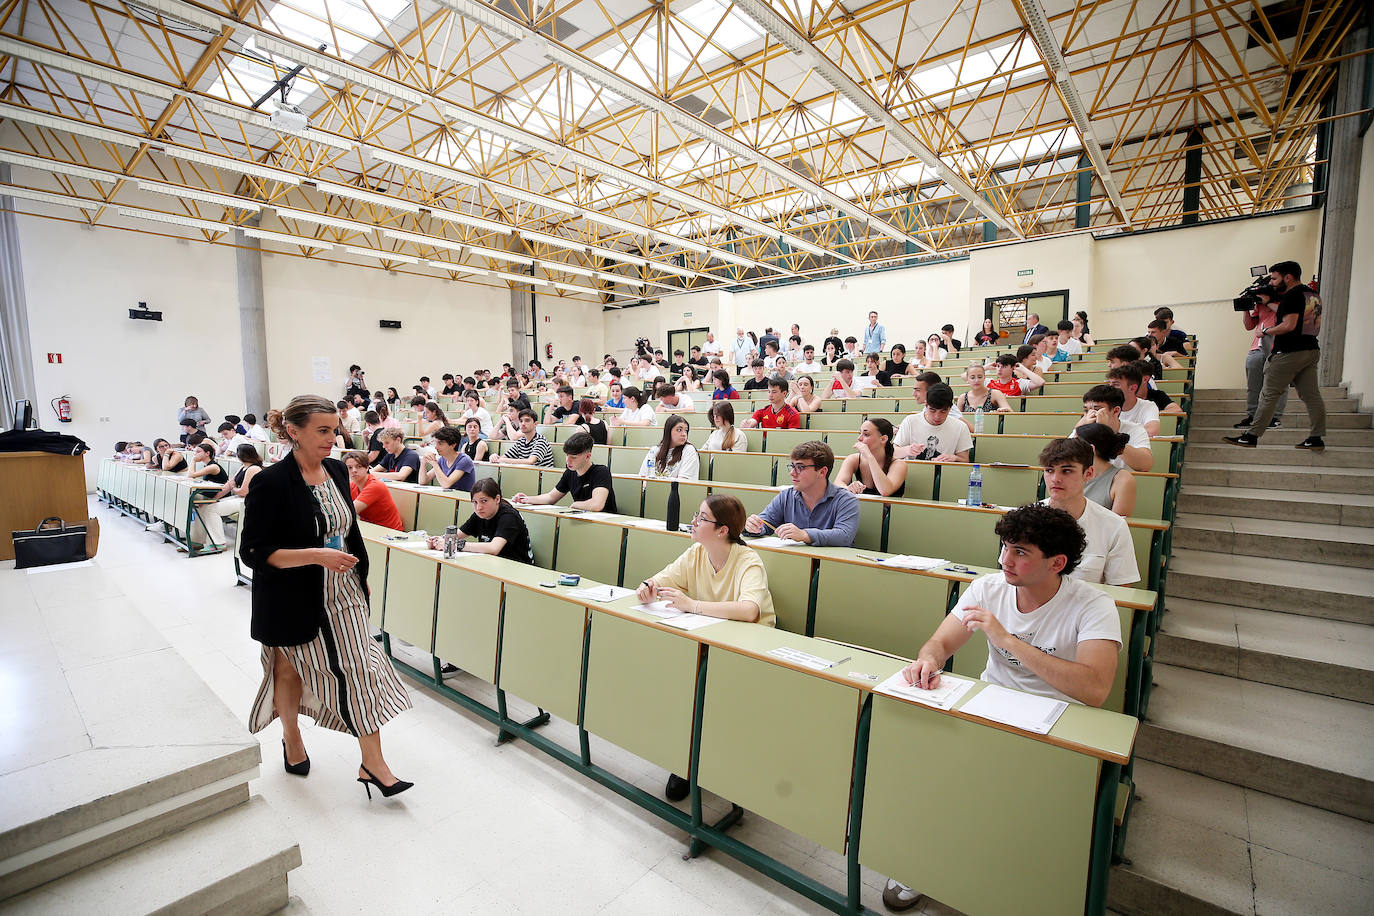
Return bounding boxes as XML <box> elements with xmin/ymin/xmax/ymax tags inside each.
<box><xmin>248</xmin><ymin>479</ymin><xmax>411</xmax><ymax>736</ymax></box>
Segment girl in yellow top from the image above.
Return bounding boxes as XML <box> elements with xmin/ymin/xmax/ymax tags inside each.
<box><xmin>636</xmin><ymin>494</ymin><xmax>776</xmax><ymax>627</ymax></box>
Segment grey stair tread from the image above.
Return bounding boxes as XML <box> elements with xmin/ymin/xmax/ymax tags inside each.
<box><xmin>1168</xmin><ymin>549</ymin><xmax>1374</xmax><ymax>597</ymax></box>
<box><xmin>1178</xmin><ymin>485</ymin><xmax>1374</xmax><ymax>507</ymax></box>
<box><xmin>1144</xmin><ymin>664</ymin><xmax>1374</xmax><ymax>783</ymax></box>
<box><xmin>1</xmin><ymin>796</ymin><xmax>300</xmax><ymax>914</ymax></box>
<box><xmin>1190</xmin><ymin>426</ymin><xmax>1374</xmax><ymax>445</ymax></box>
<box><xmin>1196</xmin><ymin>387</ymin><xmax>1349</xmax><ymax>398</ymax></box>
<box><xmin>1174</xmin><ymin>513</ymin><xmax>1374</xmax><ymax>545</ymax></box>
<box><xmin>1112</xmin><ymin>759</ymin><xmax>1374</xmax><ymax>916</ymax></box>
<box><xmin>1182</xmin><ymin>462</ymin><xmax>1374</xmax><ymax>478</ymax></box>
<box><xmin>1190</xmin><ymin>412</ymin><xmax>1371</xmax><ymax>428</ymax></box>
<box><xmin>1161</xmin><ymin>598</ymin><xmax>1374</xmax><ymax>672</ymax></box>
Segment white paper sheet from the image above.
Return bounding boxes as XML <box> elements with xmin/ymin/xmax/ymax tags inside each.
<box><xmin>632</xmin><ymin>600</ymin><xmax>680</xmax><ymax>618</ymax></box>
<box><xmin>749</xmin><ymin>536</ymin><xmax>804</xmax><ymax>548</ymax></box>
<box><xmin>568</xmin><ymin>585</ymin><xmax>635</xmax><ymax>602</ymax></box>
<box><xmin>767</xmin><ymin>646</ymin><xmax>840</xmax><ymax>670</ymax></box>
<box><xmin>875</xmin><ymin>554</ymin><xmax>947</xmax><ymax>570</ymax></box>
<box><xmin>874</xmin><ymin>670</ymin><xmax>975</xmax><ymax>710</ymax></box>
<box><xmin>658</xmin><ymin>613</ymin><xmax>727</xmax><ymax>631</ymax></box>
<box><xmin>958</xmin><ymin>684</ymin><xmax>1068</xmax><ymax>734</ymax></box>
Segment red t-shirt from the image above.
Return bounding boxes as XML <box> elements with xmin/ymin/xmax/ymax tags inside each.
<box><xmin>988</xmin><ymin>378</ymin><xmax>1030</xmax><ymax>397</ymax></box>
<box><xmin>751</xmin><ymin>404</ymin><xmax>802</xmax><ymax>429</ymax></box>
<box><xmin>350</xmin><ymin>477</ymin><xmax>404</xmax><ymax>530</ymax></box>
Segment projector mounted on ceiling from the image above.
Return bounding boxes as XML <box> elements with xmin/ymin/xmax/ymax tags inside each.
<box><xmin>270</xmin><ymin>106</ymin><xmax>309</xmax><ymax>134</ymax></box>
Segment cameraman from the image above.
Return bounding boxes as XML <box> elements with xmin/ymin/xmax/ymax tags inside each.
<box><xmin>1234</xmin><ymin>285</ymin><xmax>1287</xmax><ymax>429</ymax></box>
<box><xmin>1225</xmin><ymin>260</ymin><xmax>1326</xmax><ymax>451</ymax></box>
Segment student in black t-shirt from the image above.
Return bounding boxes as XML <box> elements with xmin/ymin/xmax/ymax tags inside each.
<box><xmin>1225</xmin><ymin>260</ymin><xmax>1326</xmax><ymax>450</ymax></box>
<box><xmin>1147</xmin><ymin>320</ymin><xmax>1188</xmax><ymax>356</ymax></box>
<box><xmin>543</xmin><ymin>385</ymin><xmax>580</xmax><ymax>425</ymax></box>
<box><xmin>741</xmin><ymin>359</ymin><xmax>771</xmax><ymax>391</ymax></box>
<box><xmin>509</xmin><ymin>432</ymin><xmax>617</xmax><ymax>513</ymax></box>
<box><xmin>574</xmin><ymin>397</ymin><xmax>609</xmax><ymax>444</ymax></box>
<box><xmin>457</xmin><ymin>479</ymin><xmax>533</xmax><ymax>563</ymax></box>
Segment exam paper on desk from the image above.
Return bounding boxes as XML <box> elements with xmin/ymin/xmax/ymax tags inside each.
<box><xmin>874</xmin><ymin>670</ymin><xmax>974</xmax><ymax>710</ymax></box>
<box><xmin>749</xmin><ymin>536</ymin><xmax>805</xmax><ymax>548</ymax></box>
<box><xmin>958</xmin><ymin>684</ymin><xmax>1068</xmax><ymax>734</ymax></box>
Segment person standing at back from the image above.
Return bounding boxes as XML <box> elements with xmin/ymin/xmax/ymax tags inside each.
<box><xmin>862</xmin><ymin>311</ymin><xmax>887</xmax><ymax>355</ymax></box>
<box><xmin>1022</xmin><ymin>312</ymin><xmax>1049</xmax><ymax>344</ymax></box>
<box><xmin>1225</xmin><ymin>260</ymin><xmax>1326</xmax><ymax>450</ymax></box>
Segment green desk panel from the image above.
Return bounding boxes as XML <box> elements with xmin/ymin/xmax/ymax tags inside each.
<box><xmin>855</xmin><ymin>498</ymin><xmax>885</xmax><ymax>551</ymax></box>
<box><xmin>583</xmin><ymin>611</ymin><xmax>699</xmax><ymax>775</ymax></box>
<box><xmin>762</xmin><ymin>428</ymin><xmax>818</xmax><ymax>456</ymax></box>
<box><xmin>498</xmin><ymin>466</ymin><xmax>542</xmax><ymax>501</ymax></box>
<box><xmin>512</xmin><ymin>507</ymin><xmax>558</xmax><ymax>569</ymax></box>
<box><xmin>390</xmin><ymin>487</ymin><xmax>419</xmax><ymax>531</ymax></box>
<box><xmin>886</xmin><ymin>503</ymin><xmax>1000</xmax><ymax>567</ymax></box>
<box><xmin>382</xmin><ymin>549</ymin><xmax>438</xmax><ymax>651</ymax></box>
<box><xmin>709</xmin><ymin>451</ymin><xmax>774</xmax><ymax>486</ymax></box>
<box><xmin>938</xmin><ymin>465</ymin><xmax>1041</xmax><ymax>508</ymax></box>
<box><xmin>170</xmin><ymin>484</ymin><xmax>191</xmax><ymax>536</ymax></box>
<box><xmin>697</xmin><ymin>647</ymin><xmax>860</xmax><ymax>853</ymax></box>
<box><xmin>621</xmin><ymin>527</ymin><xmax>692</xmax><ymax>592</ymax></box>
<box><xmin>1136</xmin><ymin>475</ymin><xmax>1168</xmax><ymax>521</ymax></box>
<box><xmin>903</xmin><ymin>463</ymin><xmax>936</xmax><ymax>502</ymax></box>
<box><xmin>434</xmin><ymin>564</ymin><xmax>502</xmax><ymax>684</ymax></box>
<box><xmin>612</xmin><ymin>476</ymin><xmax>644</xmax><ymax>518</ymax></box>
<box><xmin>621</xmin><ymin>427</ymin><xmax>661</xmax><ymax>450</ymax></box>
<box><xmin>860</xmin><ymin>694</ymin><xmax>1099</xmax><ymax>916</ymax></box>
<box><xmin>755</xmin><ymin>547</ymin><xmax>813</xmax><ymax>636</ymax></box>
<box><xmin>553</xmin><ymin>518</ymin><xmax>624</xmax><ymax>584</ymax></box>
<box><xmin>708</xmin><ymin>483</ymin><xmax>779</xmax><ymax>517</ymax></box>
<box><xmin>644</xmin><ymin>478</ymin><xmax>712</xmax><ymax>522</ymax></box>
<box><xmin>498</xmin><ymin>586</ymin><xmax>586</xmax><ymax>724</ymax></box>
<box><xmin>812</xmin><ymin>560</ymin><xmax>950</xmax><ymax>659</ymax></box>
<box><xmin>362</xmin><ymin>539</ymin><xmax>390</xmax><ymax>629</ymax></box>
<box><xmin>416</xmin><ymin>492</ymin><xmax>459</xmax><ymax>533</ymax></box>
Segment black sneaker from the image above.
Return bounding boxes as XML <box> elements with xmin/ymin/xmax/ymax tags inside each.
<box><xmin>1269</xmin><ymin>418</ymin><xmax>1281</xmax><ymax>428</ymax></box>
<box><xmin>1295</xmin><ymin>437</ymin><xmax>1325</xmax><ymax>450</ymax></box>
<box><xmin>664</xmin><ymin>773</ymin><xmax>689</xmax><ymax>801</ymax></box>
<box><xmin>1223</xmin><ymin>433</ymin><xmax>1258</xmax><ymax>447</ymax></box>
<box><xmin>1233</xmin><ymin>417</ymin><xmax>1253</xmax><ymax>428</ymax></box>
<box><xmin>440</xmin><ymin>662</ymin><xmax>460</xmax><ymax>675</ymax></box>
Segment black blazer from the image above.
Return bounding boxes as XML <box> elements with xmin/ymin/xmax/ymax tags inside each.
<box><xmin>1023</xmin><ymin>323</ymin><xmax>1049</xmax><ymax>343</ymax></box>
<box><xmin>240</xmin><ymin>452</ymin><xmax>369</xmax><ymax>647</ymax></box>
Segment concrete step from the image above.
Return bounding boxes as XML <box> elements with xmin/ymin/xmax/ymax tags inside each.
<box><xmin>1180</xmin><ymin>462</ymin><xmax>1374</xmax><ymax>495</ymax></box>
<box><xmin>1190</xmin><ymin>425</ymin><xmax>1374</xmax><ymax>447</ymax></box>
<box><xmin>1185</xmin><ymin>442</ymin><xmax>1374</xmax><ymax>468</ymax></box>
<box><xmin>1166</xmin><ymin>549</ymin><xmax>1374</xmax><ymax>625</ymax></box>
<box><xmin>1155</xmin><ymin>597</ymin><xmax>1374</xmax><ymax>704</ymax></box>
<box><xmin>1173</xmin><ymin>513</ymin><xmax>1374</xmax><ymax>568</ymax></box>
<box><xmin>1185</xmin><ymin>396</ymin><xmax>1361</xmax><ymax>414</ymax></box>
<box><xmin>1195</xmin><ymin>386</ymin><xmax>1349</xmax><ymax>400</ymax></box>
<box><xmin>1136</xmin><ymin>665</ymin><xmax>1374</xmax><ymax>821</ymax></box>
<box><xmin>1190</xmin><ymin>410</ymin><xmax>1372</xmax><ymax>429</ymax></box>
<box><xmin>1108</xmin><ymin>759</ymin><xmax>1374</xmax><ymax>916</ymax></box>
<box><xmin>0</xmin><ymin>795</ymin><xmax>301</xmax><ymax>915</ymax></box>
<box><xmin>1176</xmin><ymin>485</ymin><xmax>1374</xmax><ymax>527</ymax></box>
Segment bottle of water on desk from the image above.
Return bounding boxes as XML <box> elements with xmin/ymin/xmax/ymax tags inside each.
<box><xmin>973</xmin><ymin>406</ymin><xmax>984</xmax><ymax>433</ymax></box>
<box><xmin>967</xmin><ymin>465</ymin><xmax>983</xmax><ymax>508</ymax></box>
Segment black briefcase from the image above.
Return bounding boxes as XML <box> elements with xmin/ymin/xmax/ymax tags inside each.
<box><xmin>11</xmin><ymin>517</ymin><xmax>89</xmax><ymax>569</ymax></box>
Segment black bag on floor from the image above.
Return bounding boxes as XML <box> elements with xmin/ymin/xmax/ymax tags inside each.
<box><xmin>12</xmin><ymin>517</ymin><xmax>89</xmax><ymax>569</ymax></box>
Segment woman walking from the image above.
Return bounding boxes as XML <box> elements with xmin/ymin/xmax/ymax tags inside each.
<box><xmin>241</xmin><ymin>395</ymin><xmax>413</xmax><ymax>799</ymax></box>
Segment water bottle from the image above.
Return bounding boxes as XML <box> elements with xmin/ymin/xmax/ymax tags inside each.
<box><xmin>967</xmin><ymin>465</ymin><xmax>983</xmax><ymax>508</ymax></box>
<box><xmin>666</xmin><ymin>480</ymin><xmax>681</xmax><ymax>532</ymax></box>
<box><xmin>443</xmin><ymin>525</ymin><xmax>459</xmax><ymax>558</ymax></box>
<box><xmin>974</xmin><ymin>407</ymin><xmax>985</xmax><ymax>433</ymax></box>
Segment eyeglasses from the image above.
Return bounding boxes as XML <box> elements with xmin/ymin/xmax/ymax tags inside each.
<box><xmin>786</xmin><ymin>462</ymin><xmax>816</xmax><ymax>473</ymax></box>
<box><xmin>690</xmin><ymin>513</ymin><xmax>720</xmax><ymax>526</ymax></box>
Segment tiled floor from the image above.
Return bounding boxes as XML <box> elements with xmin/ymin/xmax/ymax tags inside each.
<box><xmin>10</xmin><ymin>500</ymin><xmax>961</xmax><ymax>915</ymax></box>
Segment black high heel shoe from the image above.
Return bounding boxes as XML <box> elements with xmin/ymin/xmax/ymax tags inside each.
<box><xmin>282</xmin><ymin>740</ymin><xmax>310</xmax><ymax>777</ymax></box>
<box><xmin>357</xmin><ymin>764</ymin><xmax>413</xmax><ymax>799</ymax></box>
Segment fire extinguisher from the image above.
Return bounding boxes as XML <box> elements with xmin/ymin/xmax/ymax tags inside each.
<box><xmin>52</xmin><ymin>395</ymin><xmax>73</xmax><ymax>423</ymax></box>
<box><xmin>545</xmin><ymin>342</ymin><xmax>554</xmax><ymax>360</ymax></box>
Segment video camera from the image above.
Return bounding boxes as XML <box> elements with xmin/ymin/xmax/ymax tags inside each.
<box><xmin>1233</xmin><ymin>265</ymin><xmax>1273</xmax><ymax>311</ymax></box>
<box><xmin>634</xmin><ymin>336</ymin><xmax>652</xmax><ymax>357</ymax></box>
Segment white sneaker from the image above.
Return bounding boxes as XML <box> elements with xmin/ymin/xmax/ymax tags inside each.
<box><xmin>882</xmin><ymin>878</ymin><xmax>923</xmax><ymax>912</ymax></box>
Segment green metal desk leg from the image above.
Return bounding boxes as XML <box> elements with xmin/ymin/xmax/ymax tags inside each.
<box><xmin>846</xmin><ymin>695</ymin><xmax>873</xmax><ymax>910</ymax></box>
<box><xmin>1086</xmin><ymin>761</ymin><xmax>1123</xmax><ymax>915</ymax></box>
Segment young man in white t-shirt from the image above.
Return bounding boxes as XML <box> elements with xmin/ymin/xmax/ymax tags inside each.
<box><xmin>1055</xmin><ymin>319</ymin><xmax>1083</xmax><ymax>356</ymax></box>
<box><xmin>882</xmin><ymin>502</ymin><xmax>1122</xmax><ymax>913</ymax></box>
<box><xmin>894</xmin><ymin>383</ymin><xmax>972</xmax><ymax>461</ymax></box>
<box><xmin>794</xmin><ymin>345</ymin><xmax>823</xmax><ymax>373</ymax></box>
<box><xmin>655</xmin><ymin>384</ymin><xmax>695</xmax><ymax>414</ymax></box>
<box><xmin>1106</xmin><ymin>363</ymin><xmax>1160</xmax><ymax>436</ymax></box>
<box><xmin>1039</xmin><ymin>438</ymin><xmax>1140</xmax><ymax>586</ymax></box>
<box><xmin>1072</xmin><ymin>385</ymin><xmax>1153</xmax><ymax>472</ymax></box>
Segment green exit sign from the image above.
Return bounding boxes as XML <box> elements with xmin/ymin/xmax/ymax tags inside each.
<box><xmin>1017</xmin><ymin>269</ymin><xmax>1034</xmax><ymax>276</ymax></box>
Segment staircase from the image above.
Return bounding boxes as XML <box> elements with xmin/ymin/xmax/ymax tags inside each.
<box><xmin>1109</xmin><ymin>388</ymin><xmax>1374</xmax><ymax>915</ymax></box>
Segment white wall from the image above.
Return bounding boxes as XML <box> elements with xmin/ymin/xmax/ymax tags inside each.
<box><xmin>1343</xmin><ymin>127</ymin><xmax>1374</xmax><ymax>410</ymax></box>
<box><xmin>602</xmin><ymin>289</ymin><xmax>733</xmax><ymax>364</ymax></box>
<box><xmin>1092</xmin><ymin>209</ymin><xmax>1322</xmax><ymax>388</ymax></box>
<box><xmin>19</xmin><ymin>217</ymin><xmax>244</xmax><ymax>487</ymax></box>
<box><xmin>968</xmin><ymin>233</ymin><xmax>1095</xmax><ymax>334</ymax></box>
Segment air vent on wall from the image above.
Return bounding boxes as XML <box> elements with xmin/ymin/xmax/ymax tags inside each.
<box><xmin>379</xmin><ymin>320</ymin><xmax>401</xmax><ymax>329</ymax></box>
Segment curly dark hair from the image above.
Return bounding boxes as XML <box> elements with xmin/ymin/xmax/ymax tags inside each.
<box><xmin>993</xmin><ymin>504</ymin><xmax>1087</xmax><ymax>574</ymax></box>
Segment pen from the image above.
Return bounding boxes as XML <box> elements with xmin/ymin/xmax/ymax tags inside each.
<box><xmin>828</xmin><ymin>656</ymin><xmax>852</xmax><ymax>668</ymax></box>
<box><xmin>856</xmin><ymin>555</ymin><xmax>883</xmax><ymax>562</ymax></box>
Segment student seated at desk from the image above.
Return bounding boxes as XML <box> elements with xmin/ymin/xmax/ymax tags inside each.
<box><xmin>216</xmin><ymin>422</ymin><xmax>253</xmax><ymax>457</ymax></box>
<box><xmin>835</xmin><ymin>419</ymin><xmax>907</xmax><ymax>497</ymax></box>
<box><xmin>1073</xmin><ymin>423</ymin><xmax>1136</xmax><ymax>517</ymax></box>
<box><xmin>746</xmin><ymin>441</ymin><xmax>859</xmax><ymax>546</ymax></box>
<box><xmin>894</xmin><ymin>383</ymin><xmax>971</xmax><ymax>462</ymax></box>
<box><xmin>604</xmin><ymin>380</ymin><xmax>626</xmax><ymax>410</ymax></box>
<box><xmin>786</xmin><ymin>375</ymin><xmax>824</xmax><ymax>414</ymax></box>
<box><xmin>419</xmin><ymin>426</ymin><xmax>475</xmax><ymax>492</ymax></box>
<box><xmin>883</xmin><ymin>503</ymin><xmax>1122</xmax><ymax>912</ymax></box>
<box><xmin>703</xmin><ymin>401</ymin><xmax>747</xmax><ymax>452</ymax></box>
<box><xmin>1039</xmin><ymin>439</ymin><xmax>1139</xmax><ymax>586</ymax></box>
<box><xmin>1071</xmin><ymin>385</ymin><xmax>1153</xmax><ymax>472</ymax></box>
<box><xmin>987</xmin><ymin>352</ymin><xmax>1043</xmax><ymax>398</ymax></box>
<box><xmin>456</xmin><ymin>479</ymin><xmax>534</xmax><ymax>562</ymax></box>
<box><xmin>639</xmin><ymin>415</ymin><xmax>701</xmax><ymax>480</ymax></box>
<box><xmin>1107</xmin><ymin>363</ymin><xmax>1161</xmax><ymax>436</ymax></box>
<box><xmin>825</xmin><ymin>359</ymin><xmax>865</xmax><ymax>400</ymax></box>
<box><xmin>542</xmin><ymin>386</ymin><xmax>580</xmax><ymax>426</ymax></box>
<box><xmin>614</xmin><ymin>387</ymin><xmax>657</xmax><ymax>427</ymax></box>
<box><xmin>639</xmin><ymin>494</ymin><xmax>777</xmax><ymax>803</ymax></box>
<box><xmin>187</xmin><ymin>440</ymin><xmax>229</xmax><ymax>485</ymax></box>
<box><xmin>742</xmin><ymin>378</ymin><xmax>801</xmax><ymax>429</ymax></box>
<box><xmin>656</xmin><ymin>384</ymin><xmax>695</xmax><ymax>414</ymax></box>
<box><xmin>741</xmin><ymin>358</ymin><xmax>771</xmax><ymax>393</ymax></box>
<box><xmin>710</xmin><ymin>369</ymin><xmax>740</xmax><ymax>401</ymax></box>
<box><xmin>149</xmin><ymin>438</ymin><xmax>182</xmax><ymax>471</ymax></box>
<box><xmin>371</xmin><ymin>427</ymin><xmax>421</xmax><ymax>481</ymax></box>
<box><xmin>460</xmin><ymin>392</ymin><xmax>494</xmax><ymax>437</ymax></box>
<box><xmin>512</xmin><ymin>432</ymin><xmax>616</xmax><ymax>512</ymax></box>
<box><xmin>178</xmin><ymin>419</ymin><xmax>199</xmax><ymax>447</ymax></box>
<box><xmin>956</xmin><ymin>363</ymin><xmax>1013</xmax><ymax>415</ymax></box>
<box><xmin>344</xmin><ymin>451</ymin><xmax>404</xmax><ymax>530</ymax></box>
<box><xmin>492</xmin><ymin>409</ymin><xmax>554</xmax><ymax>467</ymax></box>
<box><xmin>573</xmin><ymin>398</ymin><xmax>609</xmax><ymax>445</ymax></box>
<box><xmin>195</xmin><ymin>443</ymin><xmax>264</xmax><ymax>545</ymax></box>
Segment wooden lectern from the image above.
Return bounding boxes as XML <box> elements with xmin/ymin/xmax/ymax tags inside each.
<box><xmin>0</xmin><ymin>451</ymin><xmax>89</xmax><ymax>561</ymax></box>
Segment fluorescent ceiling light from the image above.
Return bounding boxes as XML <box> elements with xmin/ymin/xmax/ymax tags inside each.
<box><xmin>159</xmin><ymin>145</ymin><xmax>301</xmax><ymax>185</ymax></box>
<box><xmin>595</xmin><ymin>271</ymin><xmax>644</xmax><ymax>289</ymax></box>
<box><xmin>251</xmin><ymin>34</ymin><xmax>426</xmax><ymax>107</ymax></box>
<box><xmin>0</xmin><ymin>149</ymin><xmax>122</xmax><ymax>184</ymax></box>
<box><xmin>370</xmin><ymin>148</ymin><xmax>482</xmax><ymax>188</ymax></box>
<box><xmin>272</xmin><ymin>203</ymin><xmax>372</xmax><ymax>234</ymax></box>
<box><xmin>126</xmin><ymin>0</ymin><xmax>225</xmax><ymax>32</ymax></box>
<box><xmin>490</xmin><ymin>269</ymin><xmax>549</xmax><ymax>286</ymax></box>
<box><xmin>467</xmin><ymin>244</ymin><xmax>533</xmax><ymax>266</ymax></box>
<box><xmin>381</xmin><ymin>227</ymin><xmax>464</xmax><ymax>252</ymax></box>
<box><xmin>344</xmin><ymin>245</ymin><xmax>421</xmax><ymax>264</ymax></box>
<box><xmin>485</xmin><ymin>181</ymin><xmax>582</xmax><ymax>217</ymax></box>
<box><xmin>0</xmin><ymin>184</ymin><xmax>102</xmax><ymax>211</ymax></box>
<box><xmin>437</xmin><ymin>0</ymin><xmax>529</xmax><ymax>42</ymax></box>
<box><xmin>539</xmin><ymin>260</ymin><xmax>594</xmax><ymax>277</ymax></box>
<box><xmin>137</xmin><ymin>179</ymin><xmax>261</xmax><ymax>212</ymax></box>
<box><xmin>711</xmin><ymin>248</ymin><xmax>760</xmax><ymax>268</ymax></box>
<box><xmin>118</xmin><ymin>205</ymin><xmax>233</xmax><ymax>234</ymax></box>
<box><xmin>241</xmin><ymin>226</ymin><xmax>334</xmax><ymax>249</ymax></box>
<box><xmin>519</xmin><ymin>228</ymin><xmax>586</xmax><ymax>252</ymax></box>
<box><xmin>649</xmin><ymin>230</ymin><xmax>708</xmax><ymax>255</ymax></box>
<box><xmin>0</xmin><ymin>36</ymin><xmax>180</xmax><ymax>102</ymax></box>
<box><xmin>0</xmin><ymin>101</ymin><xmax>143</xmax><ymax>148</ymax></box>
<box><xmin>309</xmin><ymin>178</ymin><xmax>421</xmax><ymax>213</ymax></box>
<box><xmin>425</xmin><ymin>204</ymin><xmax>512</xmax><ymax>235</ymax></box>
